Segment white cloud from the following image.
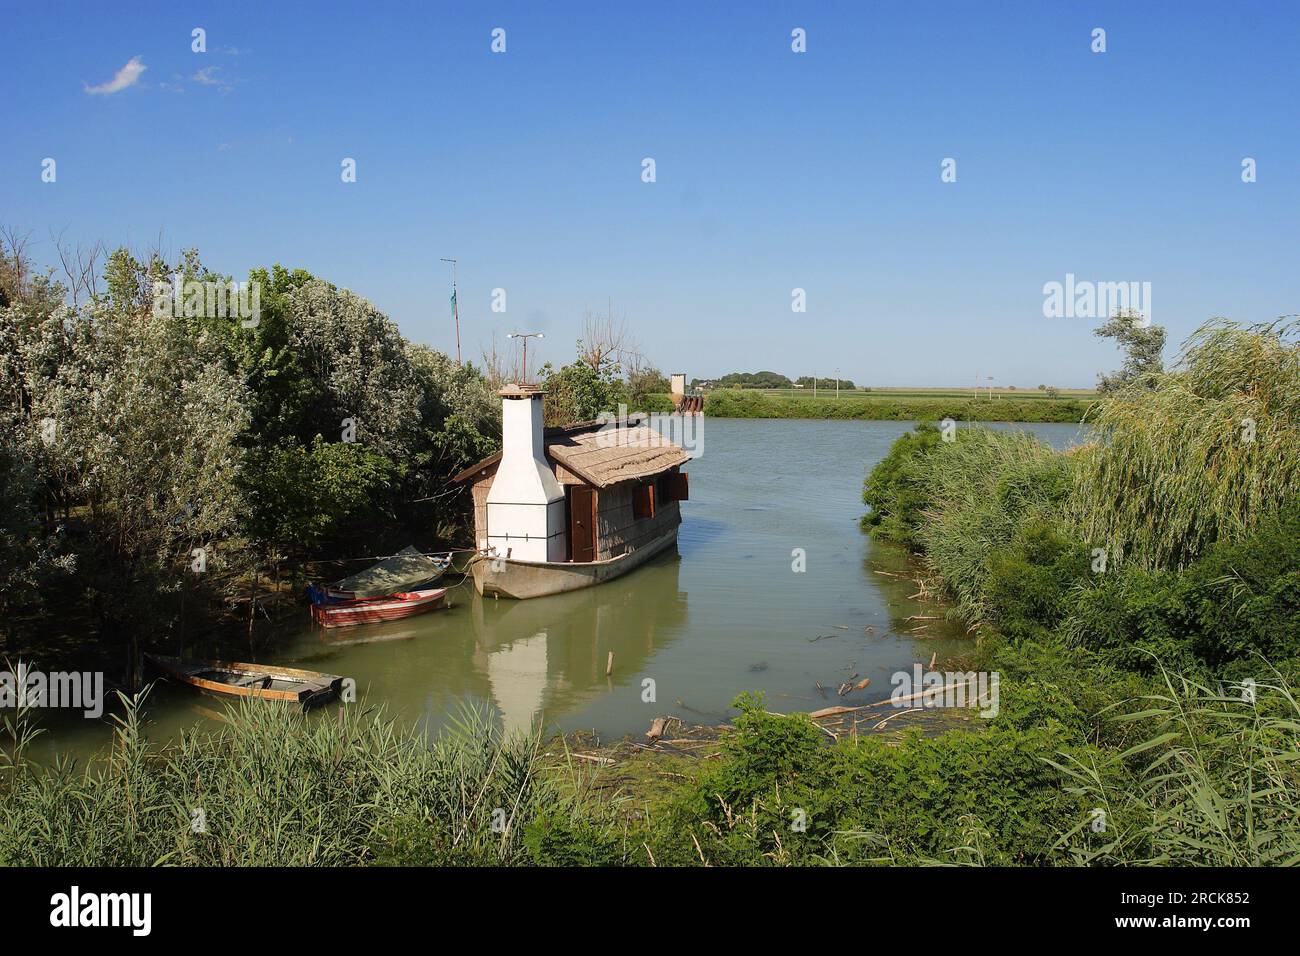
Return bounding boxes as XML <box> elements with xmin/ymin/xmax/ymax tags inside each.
<box><xmin>193</xmin><ymin>66</ymin><xmax>235</xmax><ymax>92</ymax></box>
<box><xmin>85</xmin><ymin>56</ymin><xmax>146</xmax><ymax>95</ymax></box>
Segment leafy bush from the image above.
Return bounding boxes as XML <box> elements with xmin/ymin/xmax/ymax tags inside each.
<box><xmin>1063</xmin><ymin>503</ymin><xmax>1300</xmax><ymax>676</ymax></box>
<box><xmin>651</xmin><ymin>694</ymin><xmax>1098</xmax><ymax>866</ymax></box>
<box><xmin>860</xmin><ymin>421</ymin><xmax>942</xmax><ymax>545</ymax></box>
<box><xmin>986</xmin><ymin>521</ymin><xmax>1091</xmax><ymax>642</ymax></box>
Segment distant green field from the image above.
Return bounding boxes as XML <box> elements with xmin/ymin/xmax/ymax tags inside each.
<box><xmin>752</xmin><ymin>387</ymin><xmax>1098</xmax><ymax>402</ymax></box>
<box><xmin>695</xmin><ymin>389</ymin><xmax>1095</xmax><ymax>423</ymax></box>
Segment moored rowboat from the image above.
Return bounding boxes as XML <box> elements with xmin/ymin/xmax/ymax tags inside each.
<box><xmin>310</xmin><ymin>587</ymin><xmax>448</xmax><ymax>628</ymax></box>
<box><xmin>144</xmin><ymin>655</ymin><xmax>345</xmax><ymax>709</ymax></box>
<box><xmin>311</xmin><ymin>546</ymin><xmax>452</xmax><ymax>603</ymax></box>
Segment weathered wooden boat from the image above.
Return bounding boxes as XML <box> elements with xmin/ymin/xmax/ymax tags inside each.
<box><xmin>452</xmin><ymin>386</ymin><xmax>692</xmax><ymax>601</ymax></box>
<box><xmin>471</xmin><ymin>527</ymin><xmax>679</xmax><ymax>600</ymax></box>
<box><xmin>310</xmin><ymin>546</ymin><xmax>452</xmax><ymax>604</ymax></box>
<box><xmin>145</xmin><ymin>654</ymin><xmax>344</xmax><ymax>709</ymax></box>
<box><xmin>310</xmin><ymin>587</ymin><xmax>448</xmax><ymax>628</ymax></box>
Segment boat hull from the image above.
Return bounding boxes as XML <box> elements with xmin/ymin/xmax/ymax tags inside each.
<box><xmin>472</xmin><ymin>526</ymin><xmax>679</xmax><ymax>600</ymax></box>
<box><xmin>310</xmin><ymin>587</ymin><xmax>448</xmax><ymax>628</ymax></box>
<box><xmin>144</xmin><ymin>655</ymin><xmax>344</xmax><ymax>709</ymax></box>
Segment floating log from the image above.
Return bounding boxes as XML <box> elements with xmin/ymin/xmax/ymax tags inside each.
<box><xmin>646</xmin><ymin>717</ymin><xmax>671</xmax><ymax>741</ymax></box>
<box><xmin>810</xmin><ymin>705</ymin><xmax>858</xmax><ymax>719</ymax></box>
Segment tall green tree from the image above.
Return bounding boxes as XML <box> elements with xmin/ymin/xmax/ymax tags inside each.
<box><xmin>1094</xmin><ymin>309</ymin><xmax>1166</xmax><ymax>393</ymax></box>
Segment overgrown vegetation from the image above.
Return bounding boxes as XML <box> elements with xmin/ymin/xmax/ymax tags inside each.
<box><xmin>848</xmin><ymin>316</ymin><xmax>1300</xmax><ymax>865</ymax></box>
<box><xmin>0</xmin><ymin>692</ymin><xmax>565</xmax><ymax>866</ymax></box>
<box><xmin>5</xmin><ymin>664</ymin><xmax>1295</xmax><ymax>867</ymax></box>
<box><xmin>0</xmin><ymin>235</ymin><xmax>500</xmax><ymax>651</ymax></box>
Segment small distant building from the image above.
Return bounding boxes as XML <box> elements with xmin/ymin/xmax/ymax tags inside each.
<box><xmin>671</xmin><ymin>371</ymin><xmax>704</xmax><ymax>415</ymax></box>
<box><xmin>453</xmin><ymin>386</ymin><xmax>691</xmax><ymax>599</ymax></box>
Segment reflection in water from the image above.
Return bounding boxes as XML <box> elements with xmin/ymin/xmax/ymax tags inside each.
<box><xmin>471</xmin><ymin>551</ymin><xmax>688</xmax><ymax>734</ymax></box>
<box><xmin>485</xmin><ymin>632</ymin><xmax>549</xmax><ymax>736</ymax></box>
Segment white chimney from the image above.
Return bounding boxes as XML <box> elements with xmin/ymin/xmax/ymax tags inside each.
<box><xmin>485</xmin><ymin>386</ymin><xmax>568</xmax><ymax>563</ymax></box>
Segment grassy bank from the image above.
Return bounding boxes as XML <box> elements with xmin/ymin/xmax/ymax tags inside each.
<box><xmin>4</xmin><ymin>665</ymin><xmax>1297</xmax><ymax>866</ymax></box>
<box><xmin>701</xmin><ymin>389</ymin><xmax>1093</xmax><ymax>422</ymax></box>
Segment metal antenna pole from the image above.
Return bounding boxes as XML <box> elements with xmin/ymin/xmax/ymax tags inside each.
<box><xmin>441</xmin><ymin>257</ymin><xmax>460</xmax><ymax>364</ymax></box>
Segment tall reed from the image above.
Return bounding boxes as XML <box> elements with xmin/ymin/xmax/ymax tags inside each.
<box><xmin>0</xmin><ymin>690</ymin><xmax>553</xmax><ymax>866</ymax></box>
<box><xmin>1048</xmin><ymin>661</ymin><xmax>1300</xmax><ymax>865</ymax></box>
<box><xmin>1071</xmin><ymin>318</ymin><xmax>1300</xmax><ymax>570</ymax></box>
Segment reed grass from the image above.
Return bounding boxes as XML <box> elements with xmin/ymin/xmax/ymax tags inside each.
<box><xmin>1048</xmin><ymin>660</ymin><xmax>1300</xmax><ymax>865</ymax></box>
<box><xmin>913</xmin><ymin>427</ymin><xmax>1070</xmax><ymax>625</ymax></box>
<box><xmin>1071</xmin><ymin>317</ymin><xmax>1300</xmax><ymax>570</ymax></box>
<box><xmin>0</xmin><ymin>689</ymin><xmax>555</xmax><ymax>866</ymax></box>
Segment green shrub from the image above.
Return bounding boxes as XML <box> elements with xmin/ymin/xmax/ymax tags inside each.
<box><xmin>1063</xmin><ymin>504</ymin><xmax>1300</xmax><ymax>676</ymax></box>
<box><xmin>915</xmin><ymin>428</ymin><xmax>1071</xmax><ymax>625</ymax></box>
<box><xmin>652</xmin><ymin>701</ymin><xmax>1100</xmax><ymax>866</ymax></box>
<box><xmin>860</xmin><ymin>421</ymin><xmax>942</xmax><ymax>544</ymax></box>
<box><xmin>523</xmin><ymin>806</ymin><xmax>634</xmax><ymax>867</ymax></box>
<box><xmin>986</xmin><ymin>521</ymin><xmax>1091</xmax><ymax>642</ymax></box>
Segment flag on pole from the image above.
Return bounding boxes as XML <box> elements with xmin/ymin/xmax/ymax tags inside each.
<box><xmin>449</xmin><ymin>290</ymin><xmax>457</xmax><ymax>314</ymax></box>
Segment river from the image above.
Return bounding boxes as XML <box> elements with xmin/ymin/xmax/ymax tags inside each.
<box><xmin>29</xmin><ymin>418</ymin><xmax>1089</xmax><ymax>759</ymax></box>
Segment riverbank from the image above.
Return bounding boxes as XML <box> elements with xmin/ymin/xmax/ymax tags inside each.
<box><xmin>851</xmin><ymin>318</ymin><xmax>1300</xmax><ymax>865</ymax></box>
<box><xmin>700</xmin><ymin>389</ymin><xmax>1093</xmax><ymax>422</ymax></box>
<box><xmin>9</xmin><ymin>641</ymin><xmax>1290</xmax><ymax>867</ymax></box>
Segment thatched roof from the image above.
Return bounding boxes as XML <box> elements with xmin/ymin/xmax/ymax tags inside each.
<box><xmin>452</xmin><ymin>420</ymin><xmax>690</xmax><ymax>488</ymax></box>
<box><xmin>546</xmin><ymin>424</ymin><xmax>691</xmax><ymax>488</ymax></box>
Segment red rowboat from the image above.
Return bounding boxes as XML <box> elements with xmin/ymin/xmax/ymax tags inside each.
<box><xmin>310</xmin><ymin>587</ymin><xmax>449</xmax><ymax>629</ymax></box>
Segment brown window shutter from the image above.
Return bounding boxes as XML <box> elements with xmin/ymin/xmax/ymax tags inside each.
<box><xmin>633</xmin><ymin>482</ymin><xmax>655</xmax><ymax>520</ymax></box>
<box><xmin>673</xmin><ymin>471</ymin><xmax>689</xmax><ymax>501</ymax></box>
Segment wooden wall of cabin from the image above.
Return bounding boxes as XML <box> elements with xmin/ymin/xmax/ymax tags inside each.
<box><xmin>471</xmin><ymin>477</ymin><xmax>491</xmax><ymax>549</ymax></box>
<box><xmin>594</xmin><ymin>482</ymin><xmax>681</xmax><ymax>560</ymax></box>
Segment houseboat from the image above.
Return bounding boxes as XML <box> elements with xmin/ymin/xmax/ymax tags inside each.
<box><xmin>453</xmin><ymin>385</ymin><xmax>691</xmax><ymax>599</ymax></box>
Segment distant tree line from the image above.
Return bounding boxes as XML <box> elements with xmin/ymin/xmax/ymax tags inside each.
<box><xmin>689</xmin><ymin>371</ymin><xmax>857</xmax><ymax>390</ymax></box>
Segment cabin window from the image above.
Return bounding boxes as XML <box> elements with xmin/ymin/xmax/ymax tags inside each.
<box><xmin>632</xmin><ymin>483</ymin><xmax>655</xmax><ymax>520</ymax></box>
<box><xmin>658</xmin><ymin>472</ymin><xmax>675</xmax><ymax>504</ymax></box>
<box><xmin>658</xmin><ymin>470</ymin><xmax>688</xmax><ymax>504</ymax></box>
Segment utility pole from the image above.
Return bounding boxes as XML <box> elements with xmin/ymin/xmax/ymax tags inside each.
<box><xmin>507</xmin><ymin>331</ymin><xmax>544</xmax><ymax>385</ymax></box>
<box><xmin>440</xmin><ymin>257</ymin><xmax>461</xmax><ymax>364</ymax></box>
<box><xmin>835</xmin><ymin>368</ymin><xmax>840</xmax><ymax>398</ymax></box>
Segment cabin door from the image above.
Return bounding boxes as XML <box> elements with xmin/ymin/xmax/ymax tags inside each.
<box><xmin>569</xmin><ymin>486</ymin><xmax>596</xmax><ymax>563</ymax></box>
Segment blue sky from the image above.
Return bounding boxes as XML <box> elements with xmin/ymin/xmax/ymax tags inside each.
<box><xmin>3</xmin><ymin>1</ymin><xmax>1296</xmax><ymax>387</ymax></box>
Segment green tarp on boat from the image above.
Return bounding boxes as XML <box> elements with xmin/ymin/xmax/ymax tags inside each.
<box><xmin>332</xmin><ymin>546</ymin><xmax>448</xmax><ymax>598</ymax></box>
